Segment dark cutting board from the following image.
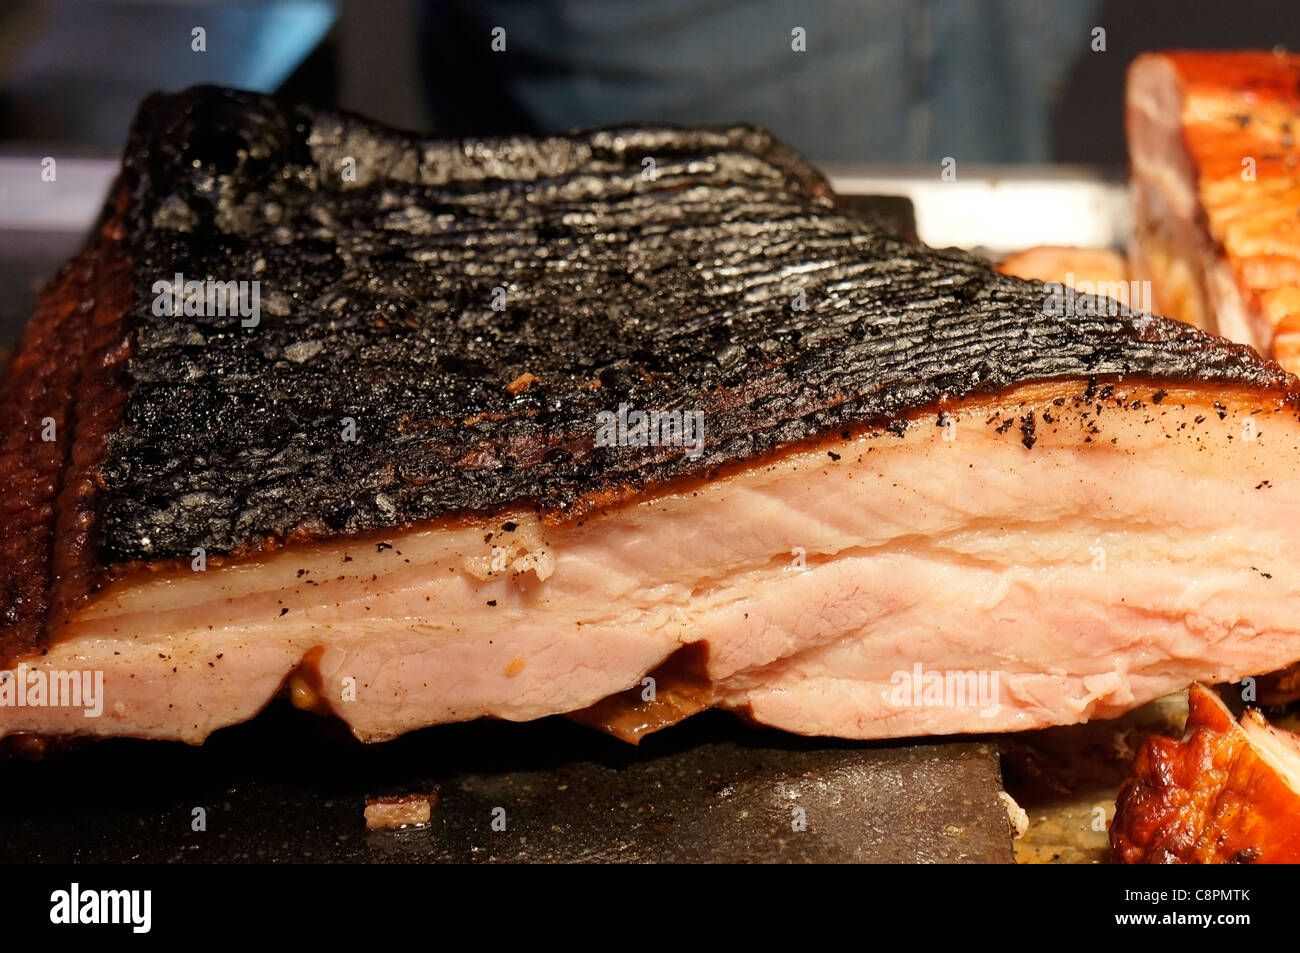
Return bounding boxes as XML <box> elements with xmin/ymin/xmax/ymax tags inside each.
<box><xmin>0</xmin><ymin>707</ymin><xmax>1013</xmax><ymax>863</ymax></box>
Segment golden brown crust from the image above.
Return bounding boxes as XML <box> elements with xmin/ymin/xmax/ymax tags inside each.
<box><xmin>1111</xmin><ymin>683</ymin><xmax>1300</xmax><ymax>863</ymax></box>
<box><xmin>0</xmin><ymin>193</ymin><xmax>133</xmax><ymax>667</ymax></box>
<box><xmin>48</xmin><ymin>195</ymin><xmax>136</xmax><ymax>629</ymax></box>
<box><xmin>0</xmin><ymin>255</ymin><xmax>96</xmax><ymax>664</ymax></box>
<box><xmin>1132</xmin><ymin>51</ymin><xmax>1300</xmax><ymax>370</ymax></box>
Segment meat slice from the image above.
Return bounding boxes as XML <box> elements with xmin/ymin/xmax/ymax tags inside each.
<box><xmin>5</xmin><ymin>86</ymin><xmax>1300</xmax><ymax>746</ymax></box>
<box><xmin>19</xmin><ymin>377</ymin><xmax>1300</xmax><ymax>744</ymax></box>
<box><xmin>997</xmin><ymin>245</ymin><xmax>1143</xmax><ymax>319</ymax></box>
<box><xmin>998</xmin><ymin>246</ymin><xmax>1131</xmax><ymax>295</ymax></box>
<box><xmin>1111</xmin><ymin>683</ymin><xmax>1300</xmax><ymax>863</ymax></box>
<box><xmin>1127</xmin><ymin>50</ymin><xmax>1300</xmax><ymax>371</ymax></box>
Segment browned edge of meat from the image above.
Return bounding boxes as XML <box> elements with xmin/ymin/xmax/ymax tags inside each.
<box><xmin>567</xmin><ymin>643</ymin><xmax>713</xmax><ymax>743</ymax></box>
<box><xmin>1127</xmin><ymin>50</ymin><xmax>1300</xmax><ymax>371</ymax></box>
<box><xmin>49</xmin><ymin>194</ymin><xmax>137</xmax><ymax>634</ymax></box>
<box><xmin>1111</xmin><ymin>683</ymin><xmax>1300</xmax><ymax>863</ymax></box>
<box><xmin>363</xmin><ymin>792</ymin><xmax>437</xmax><ymax>830</ymax></box>
<box><xmin>0</xmin><ymin>190</ymin><xmax>133</xmax><ymax>665</ymax></box>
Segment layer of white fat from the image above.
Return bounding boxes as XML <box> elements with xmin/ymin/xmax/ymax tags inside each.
<box><xmin>8</xmin><ymin>382</ymin><xmax>1300</xmax><ymax>742</ymax></box>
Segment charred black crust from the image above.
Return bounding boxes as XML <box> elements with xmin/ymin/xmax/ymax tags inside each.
<box><xmin>1019</xmin><ymin>413</ymin><xmax>1038</xmax><ymax>450</ymax></box>
<box><xmin>93</xmin><ymin>85</ymin><xmax>1298</xmax><ymax>563</ymax></box>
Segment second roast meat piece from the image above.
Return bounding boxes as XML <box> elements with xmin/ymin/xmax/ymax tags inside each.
<box><xmin>1112</xmin><ymin>683</ymin><xmax>1300</xmax><ymax>863</ymax></box>
<box><xmin>1128</xmin><ymin>50</ymin><xmax>1300</xmax><ymax>371</ymax></box>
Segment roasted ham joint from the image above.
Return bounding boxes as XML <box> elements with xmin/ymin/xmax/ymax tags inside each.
<box><xmin>3</xmin><ymin>85</ymin><xmax>1300</xmax><ymax>751</ymax></box>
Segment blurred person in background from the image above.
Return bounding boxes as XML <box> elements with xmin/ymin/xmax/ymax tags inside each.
<box><xmin>417</xmin><ymin>0</ymin><xmax>1300</xmax><ymax>165</ymax></box>
<box><xmin>419</xmin><ymin>0</ymin><xmax>1097</xmax><ymax>163</ymax></box>
<box><xmin>2</xmin><ymin>0</ymin><xmax>1298</xmax><ymax>165</ymax></box>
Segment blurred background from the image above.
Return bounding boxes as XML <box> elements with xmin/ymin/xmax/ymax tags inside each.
<box><xmin>1</xmin><ymin>1</ymin><xmax>1296</xmax><ymax>868</ymax></box>
<box><xmin>0</xmin><ymin>0</ymin><xmax>1298</xmax><ymax>333</ymax></box>
<box><xmin>0</xmin><ymin>0</ymin><xmax>1298</xmax><ymax>164</ymax></box>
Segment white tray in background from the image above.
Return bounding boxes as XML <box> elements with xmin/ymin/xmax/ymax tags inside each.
<box><xmin>824</xmin><ymin>165</ymin><xmax>1130</xmax><ymax>254</ymax></box>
